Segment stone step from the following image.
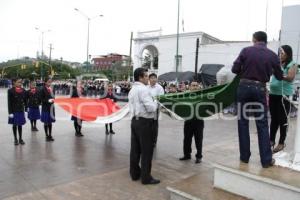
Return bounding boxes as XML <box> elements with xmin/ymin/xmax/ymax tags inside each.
<box><xmin>167</xmin><ymin>167</ymin><xmax>247</xmax><ymax>200</ymax></box>
<box><xmin>213</xmin><ymin>159</ymin><xmax>300</xmax><ymax>200</ymax></box>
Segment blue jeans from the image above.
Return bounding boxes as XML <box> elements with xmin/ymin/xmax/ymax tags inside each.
<box><xmin>237</xmin><ymin>82</ymin><xmax>272</xmax><ymax>166</ymax></box>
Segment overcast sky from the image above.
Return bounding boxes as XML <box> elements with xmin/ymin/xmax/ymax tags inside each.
<box><xmin>0</xmin><ymin>0</ymin><xmax>299</xmax><ymax>63</ymax></box>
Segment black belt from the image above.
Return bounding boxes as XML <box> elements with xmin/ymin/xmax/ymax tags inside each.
<box><xmin>240</xmin><ymin>78</ymin><xmax>266</xmax><ymax>87</ymax></box>
<box><xmin>132</xmin><ymin>116</ymin><xmax>154</xmax><ymax>121</ymax></box>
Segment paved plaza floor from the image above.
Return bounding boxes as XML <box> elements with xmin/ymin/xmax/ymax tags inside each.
<box><xmin>0</xmin><ymin>88</ymin><xmax>296</xmax><ymax>199</ymax></box>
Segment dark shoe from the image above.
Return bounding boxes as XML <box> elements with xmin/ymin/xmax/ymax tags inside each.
<box><xmin>31</xmin><ymin>127</ymin><xmax>34</xmax><ymax>131</ymax></box>
<box><xmin>142</xmin><ymin>178</ymin><xmax>160</xmax><ymax>185</ymax></box>
<box><xmin>179</xmin><ymin>156</ymin><xmax>191</xmax><ymax>161</ymax></box>
<box><xmin>75</xmin><ymin>132</ymin><xmax>81</xmax><ymax>137</ymax></box>
<box><xmin>46</xmin><ymin>136</ymin><xmax>51</xmax><ymax>142</ymax></box>
<box><xmin>78</xmin><ymin>132</ymin><xmax>84</xmax><ymax>137</ymax></box>
<box><xmin>110</xmin><ymin>130</ymin><xmax>115</xmax><ymax>134</ymax></box>
<box><xmin>195</xmin><ymin>158</ymin><xmax>202</xmax><ymax>164</ymax></box>
<box><xmin>240</xmin><ymin>159</ymin><xmax>249</xmax><ymax>164</ymax></box>
<box><xmin>262</xmin><ymin>158</ymin><xmax>275</xmax><ymax>168</ymax></box>
<box><xmin>105</xmin><ymin>130</ymin><xmax>109</xmax><ymax>135</ymax></box>
<box><xmin>34</xmin><ymin>127</ymin><xmax>39</xmax><ymax>131</ymax></box>
<box><xmin>49</xmin><ymin>136</ymin><xmax>55</xmax><ymax>141</ymax></box>
<box><xmin>19</xmin><ymin>140</ymin><xmax>25</xmax><ymax>145</ymax></box>
<box><xmin>273</xmin><ymin>144</ymin><xmax>285</xmax><ymax>153</ymax></box>
<box><xmin>131</xmin><ymin>176</ymin><xmax>140</xmax><ymax>181</ymax></box>
<box><xmin>14</xmin><ymin>140</ymin><xmax>19</xmax><ymax>145</ymax></box>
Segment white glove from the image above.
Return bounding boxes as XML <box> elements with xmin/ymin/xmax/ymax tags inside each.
<box><xmin>48</xmin><ymin>99</ymin><xmax>54</xmax><ymax>103</ymax></box>
<box><xmin>9</xmin><ymin>114</ymin><xmax>13</xmax><ymax>118</ymax></box>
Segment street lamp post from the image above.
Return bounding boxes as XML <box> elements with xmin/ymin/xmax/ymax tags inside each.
<box><xmin>35</xmin><ymin>27</ymin><xmax>51</xmax><ymax>81</ymax></box>
<box><xmin>60</xmin><ymin>57</ymin><xmax>63</xmax><ymax>72</ymax></box>
<box><xmin>74</xmin><ymin>8</ymin><xmax>103</xmax><ymax>72</ymax></box>
<box><xmin>35</xmin><ymin>27</ymin><xmax>51</xmax><ymax>59</ymax></box>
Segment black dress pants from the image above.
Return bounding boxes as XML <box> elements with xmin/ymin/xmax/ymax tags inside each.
<box><xmin>130</xmin><ymin>117</ymin><xmax>155</xmax><ymax>183</ymax></box>
<box><xmin>269</xmin><ymin>94</ymin><xmax>290</xmax><ymax>144</ymax></box>
<box><xmin>183</xmin><ymin>119</ymin><xmax>204</xmax><ymax>159</ymax></box>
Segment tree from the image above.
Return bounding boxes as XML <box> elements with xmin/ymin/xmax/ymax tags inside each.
<box><xmin>0</xmin><ymin>58</ymin><xmax>80</xmax><ymax>79</ymax></box>
<box><xmin>142</xmin><ymin>53</ymin><xmax>151</xmax><ymax>69</ymax></box>
<box><xmin>142</xmin><ymin>53</ymin><xmax>158</xmax><ymax>69</ymax></box>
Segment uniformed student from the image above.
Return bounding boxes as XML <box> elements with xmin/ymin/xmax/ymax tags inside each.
<box><xmin>26</xmin><ymin>80</ymin><xmax>41</xmax><ymax>131</ymax></box>
<box><xmin>102</xmin><ymin>83</ymin><xmax>117</xmax><ymax>135</ymax></box>
<box><xmin>71</xmin><ymin>84</ymin><xmax>84</xmax><ymax>137</ymax></box>
<box><xmin>8</xmin><ymin>78</ymin><xmax>27</xmax><ymax>145</ymax></box>
<box><xmin>40</xmin><ymin>77</ymin><xmax>55</xmax><ymax>142</ymax></box>
<box><xmin>128</xmin><ymin>67</ymin><xmax>160</xmax><ymax>185</ymax></box>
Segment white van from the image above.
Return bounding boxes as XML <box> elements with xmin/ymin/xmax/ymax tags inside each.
<box><xmin>94</xmin><ymin>78</ymin><xmax>109</xmax><ymax>82</ymax></box>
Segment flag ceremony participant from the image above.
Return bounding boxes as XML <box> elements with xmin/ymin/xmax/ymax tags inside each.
<box><xmin>7</xmin><ymin>78</ymin><xmax>27</xmax><ymax>145</ymax></box>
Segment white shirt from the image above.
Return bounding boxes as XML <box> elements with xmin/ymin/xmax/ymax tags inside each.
<box><xmin>116</xmin><ymin>85</ymin><xmax>121</xmax><ymax>94</ymax></box>
<box><xmin>128</xmin><ymin>82</ymin><xmax>158</xmax><ymax>119</ymax></box>
<box><xmin>148</xmin><ymin>83</ymin><xmax>165</xmax><ymax>97</ymax></box>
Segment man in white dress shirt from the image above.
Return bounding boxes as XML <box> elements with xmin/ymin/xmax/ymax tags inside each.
<box><xmin>128</xmin><ymin>68</ymin><xmax>160</xmax><ymax>185</ymax></box>
<box><xmin>148</xmin><ymin>73</ymin><xmax>164</xmax><ymax>146</ymax></box>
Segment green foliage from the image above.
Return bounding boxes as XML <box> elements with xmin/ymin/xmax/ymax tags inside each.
<box><xmin>0</xmin><ymin>58</ymin><xmax>80</xmax><ymax>79</ymax></box>
<box><xmin>142</xmin><ymin>53</ymin><xmax>158</xmax><ymax>69</ymax></box>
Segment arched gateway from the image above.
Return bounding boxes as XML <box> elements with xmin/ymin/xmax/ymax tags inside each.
<box><xmin>133</xmin><ymin>29</ymin><xmax>222</xmax><ymax>76</ymax></box>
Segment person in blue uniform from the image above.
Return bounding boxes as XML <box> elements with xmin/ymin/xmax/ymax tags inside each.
<box><xmin>71</xmin><ymin>84</ymin><xmax>84</xmax><ymax>137</ymax></box>
<box><xmin>40</xmin><ymin>77</ymin><xmax>55</xmax><ymax>142</ymax></box>
<box><xmin>26</xmin><ymin>80</ymin><xmax>41</xmax><ymax>131</ymax></box>
<box><xmin>7</xmin><ymin>78</ymin><xmax>27</xmax><ymax>145</ymax></box>
<box><xmin>102</xmin><ymin>83</ymin><xmax>117</xmax><ymax>135</ymax></box>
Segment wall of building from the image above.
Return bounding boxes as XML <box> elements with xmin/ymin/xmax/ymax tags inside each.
<box><xmin>157</xmin><ymin>33</ymin><xmax>204</xmax><ymax>75</ymax></box>
<box><xmin>197</xmin><ymin>41</ymin><xmax>280</xmax><ymax>70</ymax></box>
<box><xmin>134</xmin><ymin>32</ymin><xmax>222</xmax><ymax>75</ymax></box>
<box><xmin>133</xmin><ymin>4</ymin><xmax>300</xmax><ymax>77</ymax></box>
<box><xmin>281</xmin><ymin>5</ymin><xmax>300</xmax><ymax>63</ymax></box>
<box><xmin>134</xmin><ymin>35</ymin><xmax>281</xmax><ymax>76</ymax></box>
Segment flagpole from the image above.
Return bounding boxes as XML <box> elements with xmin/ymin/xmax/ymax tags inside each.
<box><xmin>175</xmin><ymin>0</ymin><xmax>180</xmax><ymax>84</ymax></box>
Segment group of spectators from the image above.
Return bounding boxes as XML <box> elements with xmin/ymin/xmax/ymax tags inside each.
<box><xmin>51</xmin><ymin>80</ymin><xmax>132</xmax><ymax>100</ymax></box>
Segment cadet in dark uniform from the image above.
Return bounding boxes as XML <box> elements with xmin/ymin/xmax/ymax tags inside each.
<box><xmin>71</xmin><ymin>84</ymin><xmax>84</xmax><ymax>137</ymax></box>
<box><xmin>179</xmin><ymin>81</ymin><xmax>204</xmax><ymax>164</ymax></box>
<box><xmin>102</xmin><ymin>83</ymin><xmax>117</xmax><ymax>135</ymax></box>
<box><xmin>26</xmin><ymin>80</ymin><xmax>41</xmax><ymax>131</ymax></box>
<box><xmin>7</xmin><ymin>78</ymin><xmax>27</xmax><ymax>145</ymax></box>
<box><xmin>40</xmin><ymin>77</ymin><xmax>55</xmax><ymax>142</ymax></box>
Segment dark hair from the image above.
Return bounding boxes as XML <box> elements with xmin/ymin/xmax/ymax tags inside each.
<box><xmin>11</xmin><ymin>78</ymin><xmax>21</xmax><ymax>84</ymax></box>
<box><xmin>44</xmin><ymin>77</ymin><xmax>52</xmax><ymax>83</ymax></box>
<box><xmin>11</xmin><ymin>78</ymin><xmax>17</xmax><ymax>83</ymax></box>
<box><xmin>281</xmin><ymin>45</ymin><xmax>293</xmax><ymax>67</ymax></box>
<box><xmin>134</xmin><ymin>68</ymin><xmax>148</xmax><ymax>81</ymax></box>
<box><xmin>253</xmin><ymin>31</ymin><xmax>267</xmax><ymax>43</ymax></box>
<box><xmin>149</xmin><ymin>73</ymin><xmax>157</xmax><ymax>78</ymax></box>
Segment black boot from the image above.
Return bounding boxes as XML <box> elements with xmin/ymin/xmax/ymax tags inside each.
<box><xmin>19</xmin><ymin>139</ymin><xmax>25</xmax><ymax>145</ymax></box>
<box><xmin>179</xmin><ymin>155</ymin><xmax>191</xmax><ymax>161</ymax></box>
